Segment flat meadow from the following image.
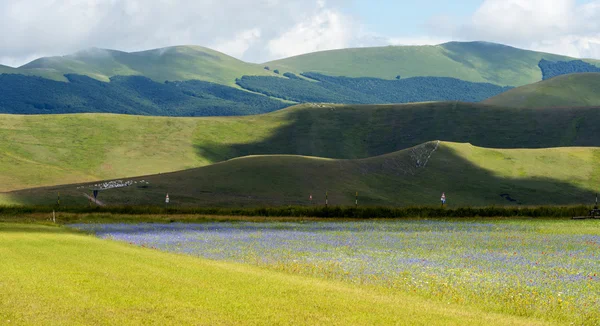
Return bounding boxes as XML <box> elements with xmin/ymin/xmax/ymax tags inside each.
<box><xmin>2</xmin><ymin>216</ymin><xmax>599</xmax><ymax>325</ymax></box>
<box><xmin>68</xmin><ymin>218</ymin><xmax>600</xmax><ymax>325</ymax></box>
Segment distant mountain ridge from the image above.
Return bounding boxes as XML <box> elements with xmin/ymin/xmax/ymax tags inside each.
<box><xmin>3</xmin><ymin>41</ymin><xmax>600</xmax><ymax>87</ymax></box>
<box><xmin>2</xmin><ymin>41</ymin><xmax>600</xmax><ymax>116</ymax></box>
<box><xmin>267</xmin><ymin>41</ymin><xmax>600</xmax><ymax>87</ymax></box>
<box><xmin>8</xmin><ymin>45</ymin><xmax>275</xmax><ymax>86</ymax></box>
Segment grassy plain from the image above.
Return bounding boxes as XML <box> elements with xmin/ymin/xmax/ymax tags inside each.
<box><xmin>484</xmin><ymin>73</ymin><xmax>600</xmax><ymax>108</ymax></box>
<box><xmin>64</xmin><ymin>218</ymin><xmax>600</xmax><ymax>324</ymax></box>
<box><xmin>0</xmin><ymin>223</ymin><xmax>552</xmax><ymax>325</ymax></box>
<box><xmin>1</xmin><ymin>103</ymin><xmax>600</xmax><ymax>193</ymax></box>
<box><xmin>3</xmin><ymin>142</ymin><xmax>599</xmax><ymax>207</ymax></box>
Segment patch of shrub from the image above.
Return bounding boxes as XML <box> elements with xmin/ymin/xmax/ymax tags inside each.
<box><xmin>236</xmin><ymin>73</ymin><xmax>512</xmax><ymax>104</ymax></box>
<box><xmin>539</xmin><ymin>59</ymin><xmax>600</xmax><ymax>80</ymax></box>
<box><xmin>0</xmin><ymin>74</ymin><xmax>289</xmax><ymax>116</ymax></box>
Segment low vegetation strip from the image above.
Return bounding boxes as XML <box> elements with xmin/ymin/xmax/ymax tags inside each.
<box><xmin>0</xmin><ymin>223</ymin><xmax>548</xmax><ymax>325</ymax></box>
<box><xmin>0</xmin><ymin>205</ymin><xmax>595</xmax><ymax>219</ymax></box>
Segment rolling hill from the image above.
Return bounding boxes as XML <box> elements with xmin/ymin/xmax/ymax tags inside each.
<box><xmin>3</xmin><ymin>142</ymin><xmax>598</xmax><ymax>207</ymax></box>
<box><xmin>267</xmin><ymin>41</ymin><xmax>600</xmax><ymax>87</ymax></box>
<box><xmin>14</xmin><ymin>46</ymin><xmax>275</xmax><ymax>86</ymax></box>
<box><xmin>484</xmin><ymin>73</ymin><xmax>600</xmax><ymax>108</ymax></box>
<box><xmin>1</xmin><ymin>103</ymin><xmax>599</xmax><ymax>193</ymax></box>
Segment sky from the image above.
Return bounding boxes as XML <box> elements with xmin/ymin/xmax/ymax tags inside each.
<box><xmin>1</xmin><ymin>0</ymin><xmax>600</xmax><ymax>67</ymax></box>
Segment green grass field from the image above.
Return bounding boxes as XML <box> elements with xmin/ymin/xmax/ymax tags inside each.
<box><xmin>3</xmin><ymin>142</ymin><xmax>598</xmax><ymax>207</ymax></box>
<box><xmin>1</xmin><ymin>103</ymin><xmax>600</xmax><ymax>193</ymax></box>
<box><xmin>484</xmin><ymin>73</ymin><xmax>600</xmax><ymax>108</ymax></box>
<box><xmin>267</xmin><ymin>41</ymin><xmax>595</xmax><ymax>87</ymax></box>
<box><xmin>0</xmin><ymin>222</ymin><xmax>554</xmax><ymax>325</ymax></box>
<box><xmin>13</xmin><ymin>46</ymin><xmax>275</xmax><ymax>86</ymax></box>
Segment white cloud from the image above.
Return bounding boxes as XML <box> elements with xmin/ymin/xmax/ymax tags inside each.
<box><xmin>211</xmin><ymin>28</ymin><xmax>262</xmax><ymax>59</ymax></box>
<box><xmin>267</xmin><ymin>7</ymin><xmax>353</xmax><ymax>59</ymax></box>
<box><xmin>386</xmin><ymin>36</ymin><xmax>450</xmax><ymax>47</ymax></box>
<box><xmin>453</xmin><ymin>0</ymin><xmax>600</xmax><ymax>59</ymax></box>
<box><xmin>0</xmin><ymin>0</ymin><xmax>355</xmax><ymax>66</ymax></box>
<box><xmin>3</xmin><ymin>0</ymin><xmax>600</xmax><ymax>67</ymax></box>
<box><xmin>531</xmin><ymin>36</ymin><xmax>600</xmax><ymax>59</ymax></box>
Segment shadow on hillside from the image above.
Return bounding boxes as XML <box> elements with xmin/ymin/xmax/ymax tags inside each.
<box><xmin>4</xmin><ymin>103</ymin><xmax>599</xmax><ymax>207</ymax></box>
<box><xmin>195</xmin><ymin>103</ymin><xmax>600</xmax><ymax>164</ymax></box>
<box><xmin>400</xmin><ymin>145</ymin><xmax>598</xmax><ymax>207</ymax></box>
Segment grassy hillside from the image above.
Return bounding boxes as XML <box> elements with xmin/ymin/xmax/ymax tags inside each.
<box><xmin>5</xmin><ymin>41</ymin><xmax>599</xmax><ymax>88</ymax></box>
<box><xmin>484</xmin><ymin>73</ymin><xmax>600</xmax><ymax>108</ymax></box>
<box><xmin>17</xmin><ymin>46</ymin><xmax>275</xmax><ymax>86</ymax></box>
<box><xmin>0</xmin><ymin>223</ymin><xmax>548</xmax><ymax>325</ymax></box>
<box><xmin>0</xmin><ymin>65</ymin><xmax>15</xmax><ymax>73</ymax></box>
<box><xmin>4</xmin><ymin>142</ymin><xmax>599</xmax><ymax>207</ymax></box>
<box><xmin>267</xmin><ymin>42</ymin><xmax>589</xmax><ymax>87</ymax></box>
<box><xmin>1</xmin><ymin>103</ymin><xmax>600</xmax><ymax>192</ymax></box>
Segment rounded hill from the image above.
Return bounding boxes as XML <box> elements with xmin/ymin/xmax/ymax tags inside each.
<box><xmin>484</xmin><ymin>73</ymin><xmax>600</xmax><ymax>108</ymax></box>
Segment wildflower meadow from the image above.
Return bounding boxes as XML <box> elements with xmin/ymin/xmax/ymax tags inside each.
<box><xmin>71</xmin><ymin>220</ymin><xmax>600</xmax><ymax>324</ymax></box>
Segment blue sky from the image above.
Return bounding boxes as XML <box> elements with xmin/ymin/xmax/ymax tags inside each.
<box><xmin>347</xmin><ymin>0</ymin><xmax>483</xmax><ymax>36</ymax></box>
<box><xmin>1</xmin><ymin>0</ymin><xmax>600</xmax><ymax>66</ymax></box>
<box><xmin>349</xmin><ymin>0</ymin><xmax>596</xmax><ymax>38</ymax></box>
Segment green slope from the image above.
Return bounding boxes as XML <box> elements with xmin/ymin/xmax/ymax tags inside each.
<box><xmin>484</xmin><ymin>73</ymin><xmax>600</xmax><ymax>108</ymax></box>
<box><xmin>0</xmin><ymin>64</ymin><xmax>15</xmax><ymax>73</ymax></box>
<box><xmin>4</xmin><ymin>142</ymin><xmax>599</xmax><ymax>207</ymax></box>
<box><xmin>0</xmin><ymin>223</ymin><xmax>548</xmax><ymax>325</ymax></box>
<box><xmin>267</xmin><ymin>41</ymin><xmax>592</xmax><ymax>87</ymax></box>
<box><xmin>17</xmin><ymin>46</ymin><xmax>274</xmax><ymax>86</ymax></box>
<box><xmin>1</xmin><ymin>103</ymin><xmax>600</xmax><ymax>192</ymax></box>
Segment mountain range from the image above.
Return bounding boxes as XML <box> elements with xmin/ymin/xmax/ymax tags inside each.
<box><xmin>1</xmin><ymin>41</ymin><xmax>600</xmax><ymax>206</ymax></box>
<box><xmin>2</xmin><ymin>41</ymin><xmax>600</xmax><ymax>116</ymax></box>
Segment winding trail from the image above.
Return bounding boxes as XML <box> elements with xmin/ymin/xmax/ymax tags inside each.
<box><xmin>83</xmin><ymin>193</ymin><xmax>106</xmax><ymax>206</ymax></box>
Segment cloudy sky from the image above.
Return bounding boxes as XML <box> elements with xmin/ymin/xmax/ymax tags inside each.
<box><xmin>1</xmin><ymin>0</ymin><xmax>600</xmax><ymax>67</ymax></box>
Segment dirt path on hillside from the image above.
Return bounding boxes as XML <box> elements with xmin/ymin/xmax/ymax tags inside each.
<box><xmin>83</xmin><ymin>193</ymin><xmax>106</xmax><ymax>206</ymax></box>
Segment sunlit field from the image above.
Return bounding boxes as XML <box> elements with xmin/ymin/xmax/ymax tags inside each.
<box><xmin>1</xmin><ymin>222</ymin><xmax>551</xmax><ymax>326</ymax></box>
<box><xmin>72</xmin><ymin>219</ymin><xmax>600</xmax><ymax>325</ymax></box>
